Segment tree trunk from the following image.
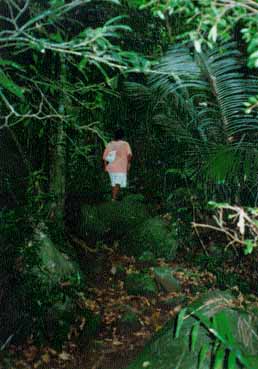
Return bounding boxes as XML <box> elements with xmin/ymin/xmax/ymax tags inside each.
<box><xmin>49</xmin><ymin>55</ymin><xmax>67</xmax><ymax>232</ymax></box>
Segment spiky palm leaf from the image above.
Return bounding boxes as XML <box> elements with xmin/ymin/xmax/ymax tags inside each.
<box><xmin>146</xmin><ymin>44</ymin><xmax>258</xmax><ymax>197</ymax></box>
<box><xmin>126</xmin><ymin>43</ymin><xmax>258</xmax><ymax>201</ymax></box>
<box><xmin>150</xmin><ymin>43</ymin><xmax>258</xmax><ymax>138</ymax></box>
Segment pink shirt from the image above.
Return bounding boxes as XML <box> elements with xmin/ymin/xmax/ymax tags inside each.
<box><xmin>103</xmin><ymin>140</ymin><xmax>132</xmax><ymax>173</ymax></box>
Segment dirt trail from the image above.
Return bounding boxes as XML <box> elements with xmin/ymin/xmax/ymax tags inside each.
<box><xmin>1</xmin><ymin>246</ymin><xmax>221</xmax><ymax>369</ymax></box>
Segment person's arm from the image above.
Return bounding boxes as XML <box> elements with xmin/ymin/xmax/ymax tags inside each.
<box><xmin>127</xmin><ymin>143</ymin><xmax>132</xmax><ymax>171</ymax></box>
<box><xmin>103</xmin><ymin>145</ymin><xmax>109</xmax><ymax>171</ymax></box>
<box><xmin>103</xmin><ymin>159</ymin><xmax>107</xmax><ymax>171</ymax></box>
<box><xmin>127</xmin><ymin>154</ymin><xmax>132</xmax><ymax>171</ymax></box>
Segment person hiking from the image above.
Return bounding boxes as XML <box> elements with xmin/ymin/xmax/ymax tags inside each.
<box><xmin>103</xmin><ymin>128</ymin><xmax>132</xmax><ymax>200</ymax></box>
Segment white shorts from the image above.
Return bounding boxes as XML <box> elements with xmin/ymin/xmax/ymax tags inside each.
<box><xmin>109</xmin><ymin>172</ymin><xmax>127</xmax><ymax>188</ymax></box>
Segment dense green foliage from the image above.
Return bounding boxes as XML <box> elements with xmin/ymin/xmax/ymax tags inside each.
<box><xmin>0</xmin><ymin>0</ymin><xmax>257</xmax><ymax>361</ymax></box>
<box><xmin>127</xmin><ymin>291</ymin><xmax>258</xmax><ymax>369</ymax></box>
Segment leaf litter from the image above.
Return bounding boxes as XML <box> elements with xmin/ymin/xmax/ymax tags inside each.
<box><xmin>1</xmin><ymin>243</ymin><xmax>258</xmax><ymax>369</ymax></box>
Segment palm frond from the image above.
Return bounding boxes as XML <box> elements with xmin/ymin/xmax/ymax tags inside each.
<box><xmin>150</xmin><ymin>42</ymin><xmax>258</xmax><ymax>139</ymax></box>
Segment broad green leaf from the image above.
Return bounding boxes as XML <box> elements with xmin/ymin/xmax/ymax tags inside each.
<box><xmin>212</xmin><ymin>312</ymin><xmax>234</xmax><ymax>345</ymax></box>
<box><xmin>105</xmin><ymin>15</ymin><xmax>128</xmax><ymax>26</ymax></box>
<box><xmin>209</xmin><ymin>25</ymin><xmax>217</xmax><ymax>43</ymax></box>
<box><xmin>50</xmin><ymin>0</ymin><xmax>65</xmax><ymax>8</ymax></box>
<box><xmin>107</xmin><ymin>75</ymin><xmax>118</xmax><ymax>89</ymax></box>
<box><xmin>0</xmin><ymin>69</ymin><xmax>24</xmax><ymax>98</ymax></box>
<box><xmin>78</xmin><ymin>57</ymin><xmax>88</xmax><ymax>71</ymax></box>
<box><xmin>244</xmin><ymin>239</ymin><xmax>254</xmax><ymax>255</ymax></box>
<box><xmin>208</xmin><ymin>201</ymin><xmax>228</xmax><ymax>209</ymax></box>
<box><xmin>190</xmin><ymin>322</ymin><xmax>199</xmax><ymax>352</ymax></box>
<box><xmin>249</xmin><ymin>50</ymin><xmax>258</xmax><ymax>60</ymax></box>
<box><xmin>249</xmin><ymin>96</ymin><xmax>258</xmax><ymax>104</ymax></box>
<box><xmin>244</xmin><ymin>354</ymin><xmax>258</xmax><ymax>369</ymax></box>
<box><xmin>198</xmin><ymin>344</ymin><xmax>210</xmax><ymax>369</ymax></box>
<box><xmin>156</xmin><ymin>10</ymin><xmax>165</xmax><ymax>20</ymax></box>
<box><xmin>213</xmin><ymin>346</ymin><xmax>225</xmax><ymax>369</ymax></box>
<box><xmin>29</xmin><ymin>41</ymin><xmax>45</xmax><ymax>53</ymax></box>
<box><xmin>38</xmin><ymin>127</ymin><xmax>44</xmax><ymax>138</ymax></box>
<box><xmin>247</xmin><ymin>37</ymin><xmax>258</xmax><ymax>54</ymax></box>
<box><xmin>49</xmin><ymin>32</ymin><xmax>63</xmax><ymax>42</ymax></box>
<box><xmin>175</xmin><ymin>307</ymin><xmax>187</xmax><ymax>338</ymax></box>
<box><xmin>206</xmin><ymin>146</ymin><xmax>238</xmax><ymax>183</ymax></box>
<box><xmin>228</xmin><ymin>351</ymin><xmax>237</xmax><ymax>369</ymax></box>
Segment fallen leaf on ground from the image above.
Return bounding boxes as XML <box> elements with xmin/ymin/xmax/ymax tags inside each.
<box><xmin>23</xmin><ymin>345</ymin><xmax>38</xmax><ymax>362</ymax></box>
<box><xmin>142</xmin><ymin>362</ymin><xmax>151</xmax><ymax>368</ymax></box>
<box><xmin>59</xmin><ymin>351</ymin><xmax>71</xmax><ymax>361</ymax></box>
<box><xmin>41</xmin><ymin>352</ymin><xmax>50</xmax><ymax>364</ymax></box>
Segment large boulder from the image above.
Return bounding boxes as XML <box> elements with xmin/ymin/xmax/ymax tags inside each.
<box><xmin>153</xmin><ymin>267</ymin><xmax>181</xmax><ymax>293</ymax></box>
<box><xmin>29</xmin><ymin>225</ymin><xmax>81</xmax><ymax>288</ymax></box>
<box><xmin>79</xmin><ymin>204</ymin><xmax>107</xmax><ymax>243</ymax></box>
<box><xmin>21</xmin><ymin>225</ymin><xmax>83</xmax><ymax>344</ymax></box>
<box><xmin>79</xmin><ymin>196</ymin><xmax>178</xmax><ymax>260</ymax></box>
<box><xmin>125</xmin><ymin>272</ymin><xmax>158</xmax><ymax>297</ymax></box>
<box><xmin>44</xmin><ymin>296</ymin><xmax>76</xmax><ymax>346</ymax></box>
<box><xmin>126</xmin><ymin>217</ymin><xmax>178</xmax><ymax>259</ymax></box>
<box><xmin>79</xmin><ymin>195</ymin><xmax>149</xmax><ymax>244</ymax></box>
<box><xmin>126</xmin><ymin>290</ymin><xmax>258</xmax><ymax>369</ymax></box>
<box><xmin>137</xmin><ymin>251</ymin><xmax>158</xmax><ymax>268</ymax></box>
<box><xmin>117</xmin><ymin>308</ymin><xmax>141</xmax><ymax>335</ymax></box>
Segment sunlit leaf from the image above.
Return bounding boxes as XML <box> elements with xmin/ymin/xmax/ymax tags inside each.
<box><xmin>213</xmin><ymin>345</ymin><xmax>225</xmax><ymax>369</ymax></box>
<box><xmin>244</xmin><ymin>239</ymin><xmax>254</xmax><ymax>255</ymax></box>
<box><xmin>175</xmin><ymin>307</ymin><xmax>187</xmax><ymax>338</ymax></box>
<box><xmin>190</xmin><ymin>322</ymin><xmax>199</xmax><ymax>352</ymax></box>
<box><xmin>198</xmin><ymin>344</ymin><xmax>210</xmax><ymax>369</ymax></box>
<box><xmin>228</xmin><ymin>351</ymin><xmax>237</xmax><ymax>369</ymax></box>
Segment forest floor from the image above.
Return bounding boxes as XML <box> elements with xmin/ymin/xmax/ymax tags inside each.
<box><xmin>1</xmin><ymin>242</ymin><xmax>258</xmax><ymax>369</ymax></box>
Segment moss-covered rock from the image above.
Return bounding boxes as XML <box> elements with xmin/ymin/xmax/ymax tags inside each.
<box><xmin>79</xmin><ymin>309</ymin><xmax>102</xmax><ymax>342</ymax></box>
<box><xmin>79</xmin><ymin>196</ymin><xmax>178</xmax><ymax>260</ymax></box>
<box><xmin>79</xmin><ymin>195</ymin><xmax>149</xmax><ymax>244</ymax></box>
<box><xmin>44</xmin><ymin>296</ymin><xmax>75</xmax><ymax>346</ymax></box>
<box><xmin>21</xmin><ymin>225</ymin><xmax>82</xmax><ymax>296</ymax></box>
<box><xmin>159</xmin><ymin>295</ymin><xmax>188</xmax><ymax>309</ymax></box>
<box><xmin>153</xmin><ymin>267</ymin><xmax>181</xmax><ymax>292</ymax></box>
<box><xmin>79</xmin><ymin>204</ymin><xmax>107</xmax><ymax>243</ymax></box>
<box><xmin>126</xmin><ymin>217</ymin><xmax>178</xmax><ymax>259</ymax></box>
<box><xmin>125</xmin><ymin>272</ymin><xmax>158</xmax><ymax>297</ymax></box>
<box><xmin>137</xmin><ymin>251</ymin><xmax>157</xmax><ymax>268</ymax></box>
<box><xmin>126</xmin><ymin>290</ymin><xmax>258</xmax><ymax>369</ymax></box>
<box><xmin>29</xmin><ymin>226</ymin><xmax>81</xmax><ymax>288</ymax></box>
<box><xmin>117</xmin><ymin>310</ymin><xmax>141</xmax><ymax>334</ymax></box>
<box><xmin>20</xmin><ymin>226</ymin><xmax>84</xmax><ymax>345</ymax></box>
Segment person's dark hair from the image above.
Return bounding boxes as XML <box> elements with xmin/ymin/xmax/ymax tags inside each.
<box><xmin>114</xmin><ymin>128</ymin><xmax>124</xmax><ymax>141</ymax></box>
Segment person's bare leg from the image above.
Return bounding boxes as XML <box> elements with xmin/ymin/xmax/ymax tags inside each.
<box><xmin>112</xmin><ymin>184</ymin><xmax>120</xmax><ymax>200</ymax></box>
